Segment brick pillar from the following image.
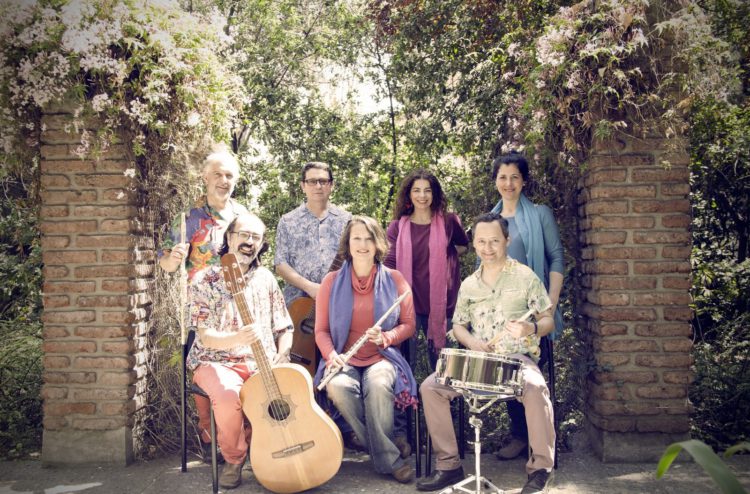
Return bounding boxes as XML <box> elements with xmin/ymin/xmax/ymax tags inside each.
<box><xmin>578</xmin><ymin>134</ymin><xmax>693</xmax><ymax>462</ymax></box>
<box><xmin>39</xmin><ymin>102</ymin><xmax>153</xmax><ymax>465</ymax></box>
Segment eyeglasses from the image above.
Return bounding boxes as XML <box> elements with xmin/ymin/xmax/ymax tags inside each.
<box><xmin>231</xmin><ymin>231</ymin><xmax>263</xmax><ymax>242</ymax></box>
<box><xmin>303</xmin><ymin>178</ymin><xmax>332</xmax><ymax>186</ymax></box>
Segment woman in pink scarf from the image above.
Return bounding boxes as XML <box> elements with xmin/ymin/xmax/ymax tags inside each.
<box><xmin>384</xmin><ymin>169</ymin><xmax>469</xmax><ymax>371</ymax></box>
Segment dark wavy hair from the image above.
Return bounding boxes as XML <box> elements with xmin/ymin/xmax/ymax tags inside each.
<box><xmin>336</xmin><ymin>215</ymin><xmax>390</xmax><ymax>264</ymax></box>
<box><xmin>491</xmin><ymin>151</ymin><xmax>529</xmax><ymax>182</ymax></box>
<box><xmin>392</xmin><ymin>169</ymin><xmax>447</xmax><ymax>219</ymax></box>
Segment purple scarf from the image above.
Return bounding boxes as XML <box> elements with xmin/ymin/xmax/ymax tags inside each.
<box><xmin>313</xmin><ymin>261</ymin><xmax>418</xmax><ymax>409</ymax></box>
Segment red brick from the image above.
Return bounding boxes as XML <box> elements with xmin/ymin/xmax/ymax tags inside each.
<box><xmin>43</xmin><ymin>371</ymin><xmax>96</xmax><ymax>384</ymax></box>
<box><xmin>592</xmin><ymin>247</ymin><xmax>657</xmax><ymax>260</ymax></box>
<box><xmin>584</xmin><ymin>169</ymin><xmax>628</xmax><ymax>186</ymax></box>
<box><xmin>596</xmin><ymin>354</ymin><xmax>631</xmax><ymax>366</ymax></box>
<box><xmin>40</xmin><ymin>220</ymin><xmax>98</xmax><ymax>235</ymax></box>
<box><xmin>634</xmin><ymin>323</ymin><xmax>691</xmax><ymax>337</ymax></box>
<box><xmin>633</xmin><ymin>199</ymin><xmax>690</xmax><ymax>214</ymax></box>
<box><xmin>587</xmin><ymin>292</ymin><xmax>630</xmax><ymax>306</ymax></box>
<box><xmin>42</xmin><ymin>310</ymin><xmax>96</xmax><ymax>324</ymax></box>
<box><xmin>628</xmin><ymin>138</ymin><xmax>672</xmax><ymax>153</ymax></box>
<box><xmin>76</xmin><ymin>234</ymin><xmax>132</xmax><ymax>248</ymax></box>
<box><xmin>591</xmin><ymin>216</ymin><xmax>655</xmax><ymax>229</ymax></box>
<box><xmin>74</xmin><ymin>356</ymin><xmax>133</xmax><ymax>369</ymax></box>
<box><xmin>589</xmin><ymin>154</ymin><xmax>653</xmax><ymax>168</ymax></box>
<box><xmin>41</xmin><ymin>236</ymin><xmax>70</xmax><ymax>248</ymax></box>
<box><xmin>72</xmin><ymin>417</ymin><xmax>128</xmax><ymax>430</ymax></box>
<box><xmin>133</xmin><ymin>264</ymin><xmax>154</xmax><ymax>277</ymax></box>
<box><xmin>590</xmin><ymin>137</ymin><xmax>628</xmax><ymax>153</ymax></box>
<box><xmin>587</xmin><ymin>412</ymin><xmax>635</xmax><ymax>432</ymax></box>
<box><xmin>664</xmin><ymin>307</ymin><xmax>693</xmax><ymax>321</ymax></box>
<box><xmin>44</xmin><ymin>266</ymin><xmax>69</xmax><ymax>278</ymax></box>
<box><xmin>101</xmin><ymin>219</ymin><xmax>132</xmax><ymax>232</ymax></box>
<box><xmin>101</xmin><ymin>280</ymin><xmax>130</xmax><ymax>292</ymax></box>
<box><xmin>45</xmin><ymin>402</ymin><xmax>96</xmax><ymax>416</ymax></box>
<box><xmin>101</xmin><ymin>311</ymin><xmax>135</xmax><ymax>324</ymax></box>
<box><xmin>590</xmin><ymin>185</ymin><xmax>656</xmax><ymax>199</ymax></box>
<box><xmin>78</xmin><ymin>295</ymin><xmax>130</xmax><ymax>308</ymax></box>
<box><xmin>41</xmin><ymin>129</ymin><xmax>83</xmax><ymax>145</ymax></box>
<box><xmin>662</xmin><ymin>246</ymin><xmax>691</xmax><ymax>259</ymax></box>
<box><xmin>40</xmin><ymin>190</ymin><xmax>97</xmax><ymax>204</ymax></box>
<box><xmin>41</xmin><ymin>386</ymin><xmax>68</xmax><ymax>400</ymax></box>
<box><xmin>99</xmin><ymin>371</ymin><xmax>136</xmax><ymax>386</ymax></box>
<box><xmin>41</xmin><ymin>175</ymin><xmax>71</xmax><ymax>188</ymax></box>
<box><xmin>661</xmin><ymin>214</ymin><xmax>692</xmax><ymax>228</ymax></box>
<box><xmin>74</xmin><ymin>388</ymin><xmax>133</xmax><ymax>401</ymax></box>
<box><xmin>41</xmin><ymin>205</ymin><xmax>70</xmax><ymax>218</ymax></box>
<box><xmin>662</xmin><ymin>338</ymin><xmax>693</xmax><ymax>352</ymax></box>
<box><xmin>635</xmin><ymin>355</ymin><xmax>692</xmax><ymax>368</ymax></box>
<box><xmin>594</xmin><ymin>401</ymin><xmax>663</xmax><ymax>416</ymax></box>
<box><xmin>74</xmin><ymin>173</ymin><xmax>132</xmax><ymax>188</ymax></box>
<box><xmin>591</xmin><ymin>384</ymin><xmax>632</xmax><ymax>400</ymax></box>
<box><xmin>589</xmin><ymin>323</ymin><xmax>629</xmax><ymax>336</ymax></box>
<box><xmin>583</xmin><ymin>304</ymin><xmax>657</xmax><ymax>322</ymax></box>
<box><xmin>44</xmin><ymin>295</ymin><xmax>70</xmax><ymax>308</ymax></box>
<box><xmin>655</xmin><ymin>151</ymin><xmax>690</xmax><ymax>166</ymax></box>
<box><xmin>43</xmin><ymin>416</ymin><xmax>68</xmax><ymax>430</ymax></box>
<box><xmin>43</xmin><ymin>326</ymin><xmax>70</xmax><ymax>338</ymax></box>
<box><xmin>592</xmin><ymin>371</ymin><xmax>657</xmax><ymax>384</ymax></box>
<box><xmin>662</xmin><ymin>183</ymin><xmax>690</xmax><ymax>196</ymax></box>
<box><xmin>631</xmin><ymin>167</ymin><xmax>689</xmax><ymax>182</ymax></box>
<box><xmin>633</xmin><ymin>261</ymin><xmax>690</xmax><ymax>274</ymax></box>
<box><xmin>42</xmin><ymin>250</ymin><xmax>97</xmax><ymax>264</ymax></box>
<box><xmin>74</xmin><ymin>326</ymin><xmax>134</xmax><ymax>339</ymax></box>
<box><xmin>636</xmin><ymin>416</ymin><xmax>689</xmax><ymax>433</ymax></box>
<box><xmin>633</xmin><ymin>231</ymin><xmax>691</xmax><ymax>244</ymax></box>
<box><xmin>99</xmin><ymin>401</ymin><xmax>135</xmax><ymax>416</ymax></box>
<box><xmin>584</xmin><ymin>200</ymin><xmax>629</xmax><ymax>215</ymax></box>
<box><xmin>663</xmin><ymin>371</ymin><xmax>694</xmax><ymax>384</ymax></box>
<box><xmin>636</xmin><ymin>385</ymin><xmax>687</xmax><ymax>399</ymax></box>
<box><xmin>74</xmin><ymin>265</ymin><xmax>132</xmax><ymax>278</ymax></box>
<box><xmin>40</xmin><ymin>144</ymin><xmax>73</xmax><ymax>159</ymax></box>
<box><xmin>41</xmin><ymin>159</ymin><xmax>131</xmax><ymax>173</ymax></box>
<box><xmin>583</xmin><ymin>231</ymin><xmax>628</xmax><ymax>245</ymax></box>
<box><xmin>43</xmin><ymin>281</ymin><xmax>96</xmax><ymax>293</ymax></box>
<box><xmin>588</xmin><ymin>276</ymin><xmax>657</xmax><ymax>290</ymax></box>
<box><xmin>43</xmin><ymin>341</ymin><xmax>97</xmax><ymax>354</ymax></box>
<box><xmin>73</xmin><ymin>205</ymin><xmax>136</xmax><ymax>218</ymax></box>
<box><xmin>101</xmin><ymin>341</ymin><xmax>134</xmax><ymax>353</ymax></box>
<box><xmin>596</xmin><ymin>339</ymin><xmax>659</xmax><ymax>353</ymax></box>
<box><xmin>101</xmin><ymin>188</ymin><xmax>137</xmax><ymax>203</ymax></box>
<box><xmin>582</xmin><ymin>261</ymin><xmax>629</xmax><ymax>275</ymax></box>
<box><xmin>44</xmin><ymin>356</ymin><xmax>70</xmax><ymax>368</ymax></box>
<box><xmin>633</xmin><ymin>292</ymin><xmax>691</xmax><ymax>306</ymax></box>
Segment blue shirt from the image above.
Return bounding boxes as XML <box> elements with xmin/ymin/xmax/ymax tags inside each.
<box><xmin>274</xmin><ymin>202</ymin><xmax>352</xmax><ymax>304</ymax></box>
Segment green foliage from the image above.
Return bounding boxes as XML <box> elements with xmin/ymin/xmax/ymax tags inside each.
<box><xmin>656</xmin><ymin>439</ymin><xmax>748</xmax><ymax>494</ymax></box>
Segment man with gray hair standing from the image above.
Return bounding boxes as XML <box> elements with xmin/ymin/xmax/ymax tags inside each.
<box><xmin>159</xmin><ymin>146</ymin><xmax>248</xmax><ymax>462</ymax></box>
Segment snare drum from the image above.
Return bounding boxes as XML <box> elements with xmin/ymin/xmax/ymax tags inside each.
<box><xmin>436</xmin><ymin>348</ymin><xmax>523</xmax><ymax>395</ymax></box>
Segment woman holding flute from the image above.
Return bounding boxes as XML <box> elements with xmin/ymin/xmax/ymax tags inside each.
<box><xmin>313</xmin><ymin>215</ymin><xmax>417</xmax><ymax>484</ymax></box>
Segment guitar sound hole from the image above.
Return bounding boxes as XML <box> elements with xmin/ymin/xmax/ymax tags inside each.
<box><xmin>268</xmin><ymin>399</ymin><xmax>291</xmax><ymax>421</ymax></box>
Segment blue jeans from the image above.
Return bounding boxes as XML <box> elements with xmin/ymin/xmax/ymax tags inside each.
<box><xmin>326</xmin><ymin>360</ymin><xmax>405</xmax><ymax>474</ymax></box>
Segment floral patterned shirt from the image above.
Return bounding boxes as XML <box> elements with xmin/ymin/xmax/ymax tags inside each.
<box><xmin>274</xmin><ymin>202</ymin><xmax>351</xmax><ymax>304</ymax></box>
<box><xmin>453</xmin><ymin>258</ymin><xmax>551</xmax><ymax>361</ymax></box>
<box><xmin>160</xmin><ymin>196</ymin><xmax>249</xmax><ymax>280</ymax></box>
<box><xmin>187</xmin><ymin>264</ymin><xmax>293</xmax><ymax>371</ymax></box>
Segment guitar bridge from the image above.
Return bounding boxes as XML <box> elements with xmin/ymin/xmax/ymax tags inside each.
<box><xmin>271</xmin><ymin>440</ymin><xmax>314</xmax><ymax>458</ymax></box>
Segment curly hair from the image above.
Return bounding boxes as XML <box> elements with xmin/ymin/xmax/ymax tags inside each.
<box><xmin>392</xmin><ymin>168</ymin><xmax>447</xmax><ymax>219</ymax></box>
<box><xmin>336</xmin><ymin>215</ymin><xmax>390</xmax><ymax>264</ymax></box>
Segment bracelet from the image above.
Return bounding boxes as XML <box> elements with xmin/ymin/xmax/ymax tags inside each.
<box><xmin>533</xmin><ymin>320</ymin><xmax>538</xmax><ymax>335</ymax></box>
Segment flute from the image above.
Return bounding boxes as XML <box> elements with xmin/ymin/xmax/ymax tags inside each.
<box><xmin>317</xmin><ymin>290</ymin><xmax>410</xmax><ymax>391</ymax></box>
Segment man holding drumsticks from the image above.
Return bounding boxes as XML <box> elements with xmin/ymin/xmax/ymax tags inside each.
<box><xmin>417</xmin><ymin>212</ymin><xmax>555</xmax><ymax>494</ymax></box>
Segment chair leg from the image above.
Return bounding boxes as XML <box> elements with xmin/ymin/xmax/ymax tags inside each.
<box><xmin>210</xmin><ymin>406</ymin><xmax>218</xmax><ymax>494</ymax></box>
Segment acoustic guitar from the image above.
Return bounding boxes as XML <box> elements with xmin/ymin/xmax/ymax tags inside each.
<box><xmin>221</xmin><ymin>254</ymin><xmax>343</xmax><ymax>494</ymax></box>
<box><xmin>287</xmin><ymin>253</ymin><xmax>345</xmax><ymax>377</ymax></box>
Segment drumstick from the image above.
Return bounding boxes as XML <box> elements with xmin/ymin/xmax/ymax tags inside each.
<box><xmin>486</xmin><ymin>301</ymin><xmax>552</xmax><ymax>348</ymax></box>
<box><xmin>317</xmin><ymin>290</ymin><xmax>411</xmax><ymax>391</ymax></box>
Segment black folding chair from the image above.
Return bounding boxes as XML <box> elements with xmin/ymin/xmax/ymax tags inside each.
<box><xmin>180</xmin><ymin>329</ymin><xmax>219</xmax><ymax>494</ymax></box>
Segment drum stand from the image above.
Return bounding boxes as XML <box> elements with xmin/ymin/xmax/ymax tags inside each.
<box><xmin>439</xmin><ymin>390</ymin><xmax>516</xmax><ymax>494</ymax></box>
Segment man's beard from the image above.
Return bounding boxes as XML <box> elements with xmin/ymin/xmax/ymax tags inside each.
<box><xmin>234</xmin><ymin>242</ymin><xmax>259</xmax><ymax>267</ymax></box>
